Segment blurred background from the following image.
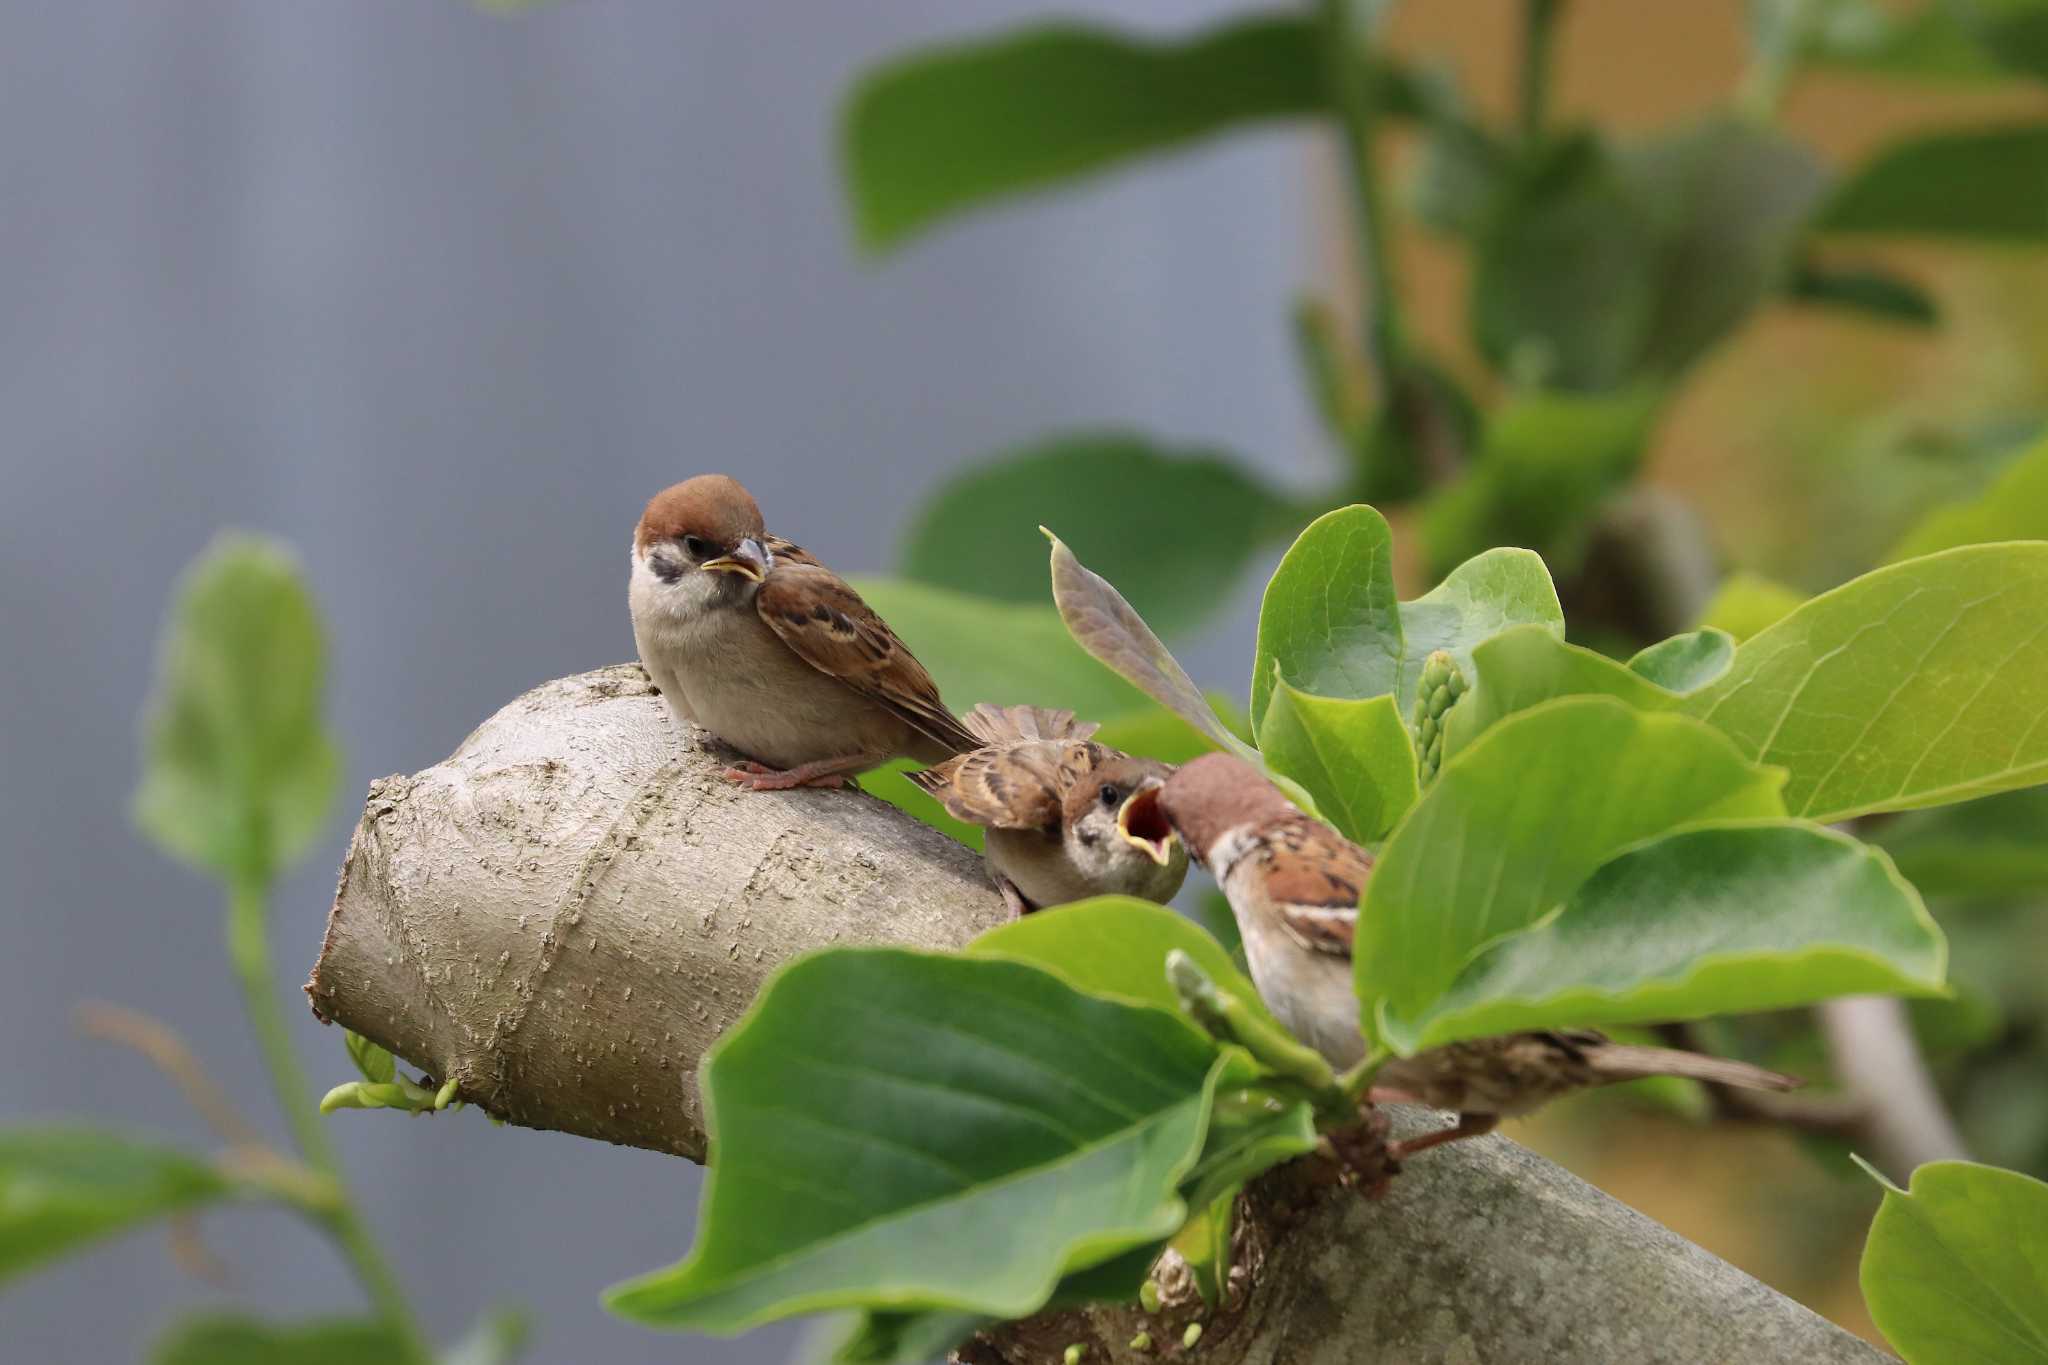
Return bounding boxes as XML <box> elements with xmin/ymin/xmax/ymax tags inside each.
<box><xmin>5</xmin><ymin>1</ymin><xmax>2045</xmax><ymax>1360</ymax></box>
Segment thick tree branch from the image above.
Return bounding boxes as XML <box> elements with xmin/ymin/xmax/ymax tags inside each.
<box><xmin>306</xmin><ymin>668</ymin><xmax>1887</xmax><ymax>1364</ymax></box>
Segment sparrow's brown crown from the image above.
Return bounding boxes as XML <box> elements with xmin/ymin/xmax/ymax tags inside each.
<box><xmin>636</xmin><ymin>475</ymin><xmax>767</xmax><ymax>553</ymax></box>
<box><xmin>1159</xmin><ymin>752</ymin><xmax>1299</xmax><ymax>858</ymax></box>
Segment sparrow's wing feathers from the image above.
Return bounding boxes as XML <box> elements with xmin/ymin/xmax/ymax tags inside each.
<box><xmin>762</xmin><ymin>535</ymin><xmax>821</xmax><ymax>568</ymax></box>
<box><xmin>1264</xmin><ymin>818</ymin><xmax>1371</xmax><ymax>957</ymax></box>
<box><xmin>909</xmin><ymin>739</ymin><xmax>1101</xmax><ymax>829</ymax></box>
<box><xmin>962</xmin><ymin>703</ymin><xmax>1100</xmax><ymax>745</ymax></box>
<box><xmin>756</xmin><ymin>565</ymin><xmax>980</xmax><ymax>755</ymax></box>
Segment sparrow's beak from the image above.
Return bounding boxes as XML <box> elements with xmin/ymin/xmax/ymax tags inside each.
<box><xmin>1116</xmin><ymin>782</ymin><xmax>1178</xmax><ymax>866</ymax></box>
<box><xmin>703</xmin><ymin>537</ymin><xmax>771</xmax><ymax>582</ymax></box>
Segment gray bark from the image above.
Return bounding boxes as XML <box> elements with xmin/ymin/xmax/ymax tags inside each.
<box><xmin>306</xmin><ymin>667</ymin><xmax>1889</xmax><ymax>1364</ymax></box>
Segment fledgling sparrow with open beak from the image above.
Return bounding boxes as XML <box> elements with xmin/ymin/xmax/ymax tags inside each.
<box><xmin>629</xmin><ymin>475</ymin><xmax>979</xmax><ymax>789</ymax></box>
<box><xmin>1159</xmin><ymin>752</ymin><xmax>1800</xmax><ymax>1161</ymax></box>
<box><xmin>906</xmin><ymin>705</ymin><xmax>1187</xmax><ymax>916</ymax></box>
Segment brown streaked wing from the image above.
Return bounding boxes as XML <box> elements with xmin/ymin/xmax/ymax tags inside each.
<box><xmin>1265</xmin><ymin>817</ymin><xmax>1370</xmax><ymax>957</ymax></box>
<box><xmin>911</xmin><ymin>739</ymin><xmax>1104</xmax><ymax>830</ymax></box>
<box><xmin>755</xmin><ymin>563</ymin><xmax>980</xmax><ymax>754</ymax></box>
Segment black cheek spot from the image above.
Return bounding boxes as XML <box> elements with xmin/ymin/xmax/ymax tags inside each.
<box><xmin>651</xmin><ymin>555</ymin><xmax>684</xmax><ymax>585</ymax></box>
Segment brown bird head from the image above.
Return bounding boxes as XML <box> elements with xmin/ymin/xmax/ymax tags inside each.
<box><xmin>1059</xmin><ymin>754</ymin><xmax>1188</xmax><ymax>899</ymax></box>
<box><xmin>636</xmin><ymin>475</ymin><xmax>773</xmax><ymax>586</ymax></box>
<box><xmin>1158</xmin><ymin>752</ymin><xmax>1301</xmax><ymax>865</ymax></box>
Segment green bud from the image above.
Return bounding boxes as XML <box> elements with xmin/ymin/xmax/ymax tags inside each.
<box><xmin>435</xmin><ymin>1077</ymin><xmax>461</xmax><ymax>1110</ymax></box>
<box><xmin>343</xmin><ymin>1030</ymin><xmax>395</xmax><ymax>1085</ymax></box>
<box><xmin>1413</xmin><ymin>650</ymin><xmax>1468</xmax><ymax>786</ymax></box>
<box><xmin>1182</xmin><ymin>1322</ymin><xmax>1203</xmax><ymax>1350</ymax></box>
<box><xmin>1063</xmin><ymin>1346</ymin><xmax>1084</xmax><ymax>1365</ymax></box>
<box><xmin>1140</xmin><ymin>1279</ymin><xmax>1163</xmax><ymax>1314</ymax></box>
<box><xmin>1129</xmin><ymin>1331</ymin><xmax>1153</xmax><ymax>1352</ymax></box>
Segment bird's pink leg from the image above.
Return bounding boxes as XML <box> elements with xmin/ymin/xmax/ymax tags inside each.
<box><xmin>1385</xmin><ymin>1112</ymin><xmax>1498</xmax><ymax>1163</ymax></box>
<box><xmin>994</xmin><ymin>875</ymin><xmax>1035</xmax><ymax>919</ymax></box>
<box><xmin>721</xmin><ymin>755</ymin><xmax>877</xmax><ymax>791</ymax></box>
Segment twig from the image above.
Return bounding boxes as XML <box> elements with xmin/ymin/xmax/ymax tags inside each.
<box><xmin>76</xmin><ymin>1000</ymin><xmax>265</xmax><ymax>1150</ymax></box>
<box><xmin>1819</xmin><ymin>995</ymin><xmax>1970</xmax><ymax>1174</ymax></box>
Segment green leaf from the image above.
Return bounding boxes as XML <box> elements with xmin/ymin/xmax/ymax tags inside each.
<box><xmin>1698</xmin><ymin>572</ymin><xmax>1806</xmax><ymax>642</ymax></box>
<box><xmin>1627</xmin><ymin>628</ymin><xmax>1735</xmax><ymax>693</ymax></box>
<box><xmin>1805</xmin><ymin>1</ymin><xmax>2018</xmax><ymax>83</ymax></box>
<box><xmin>967</xmin><ymin>897</ymin><xmax>1277</xmax><ymax>1035</ymax></box>
<box><xmin>1682</xmin><ymin>542</ymin><xmax>2048</xmax><ymax>821</ymax></box>
<box><xmin>1786</xmin><ymin>258</ymin><xmax>1939</xmax><ymax>327</ymax></box>
<box><xmin>836</xmin><ymin>1309</ymin><xmax>990</xmax><ymax>1365</ymax></box>
<box><xmin>1180</xmin><ymin>1098</ymin><xmax>1317</xmax><ymax>1215</ymax></box>
<box><xmin>1168</xmin><ymin>1191</ymin><xmax>1234</xmax><ymax>1306</ymax></box>
<box><xmin>1876</xmin><ymin>787</ymin><xmax>2048</xmax><ymax>900</ymax></box>
<box><xmin>1256</xmin><ymin>682</ymin><xmax>1417</xmax><ymax>844</ymax></box>
<box><xmin>1821</xmin><ymin>124</ymin><xmax>2048</xmax><ymax>240</ymax></box>
<box><xmin>850</xmin><ymin>578</ymin><xmax>1148</xmax><ymax>724</ymax></box>
<box><xmin>1888</xmin><ymin>434</ymin><xmax>2048</xmax><ymax>560</ymax></box>
<box><xmin>1093</xmin><ymin>696</ymin><xmax>1244</xmax><ymax>767</ymax></box>
<box><xmin>1472</xmin><ymin>133</ymin><xmax>1662</xmax><ymax>391</ymax></box>
<box><xmin>345</xmin><ymin>1029</ymin><xmax>396</xmax><ymax>1085</ymax></box>
<box><xmin>1859</xmin><ymin>1159</ymin><xmax>2048</xmax><ymax>1365</ymax></box>
<box><xmin>1251</xmin><ymin>505</ymin><xmax>1562</xmax><ymax>730</ymax></box>
<box><xmin>900</xmin><ymin>434</ymin><xmax>1291</xmax><ymax>638</ymax></box>
<box><xmin>153</xmin><ymin>1315</ymin><xmax>411</xmax><ymax>1365</ymax></box>
<box><xmin>1</xmin><ymin>1128</ymin><xmax>234</xmax><ymax>1285</ymax></box>
<box><xmin>1387</xmin><ymin>821</ymin><xmax>1946</xmax><ymax>1052</ymax></box>
<box><xmin>1439</xmin><ymin>623</ymin><xmax>1674</xmax><ymax>760</ymax></box>
<box><xmin>1470</xmin><ymin>120</ymin><xmax>1824</xmax><ymax>391</ymax></box>
<box><xmin>1359</xmin><ymin>697</ymin><xmax>1787</xmax><ymax>1033</ymax></box>
<box><xmin>1046</xmin><ymin>534</ymin><xmax>1256</xmax><ymax>760</ymax></box>
<box><xmin>607</xmin><ymin>949</ymin><xmax>1222</xmax><ymax>1333</ymax></box>
<box><xmin>134</xmin><ymin>534</ymin><xmax>340</xmax><ymax>884</ymax></box>
<box><xmin>1420</xmin><ymin>387</ymin><xmax>1662</xmax><ymax>576</ymax></box>
<box><xmin>842</xmin><ymin>16</ymin><xmax>1322</xmax><ymax>252</ymax></box>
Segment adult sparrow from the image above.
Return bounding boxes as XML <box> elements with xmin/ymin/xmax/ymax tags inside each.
<box><xmin>908</xmin><ymin>705</ymin><xmax>1187</xmax><ymax>915</ymax></box>
<box><xmin>630</xmin><ymin>475</ymin><xmax>978</xmax><ymax>789</ymax></box>
<box><xmin>1159</xmin><ymin>752</ymin><xmax>1799</xmax><ymax>1160</ymax></box>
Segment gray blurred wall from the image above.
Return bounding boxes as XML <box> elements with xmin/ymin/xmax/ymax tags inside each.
<box><xmin>0</xmin><ymin>1</ymin><xmax>1322</xmax><ymax>1360</ymax></box>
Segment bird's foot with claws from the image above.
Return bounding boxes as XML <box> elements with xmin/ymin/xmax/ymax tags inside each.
<box><xmin>721</xmin><ymin>760</ymin><xmax>856</xmax><ymax>791</ymax></box>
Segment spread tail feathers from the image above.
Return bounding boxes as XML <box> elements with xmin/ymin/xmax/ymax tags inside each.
<box><xmin>962</xmin><ymin>703</ymin><xmax>1099</xmax><ymax>745</ymax></box>
<box><xmin>1586</xmin><ymin>1044</ymin><xmax>1801</xmax><ymax>1092</ymax></box>
<box><xmin>904</xmin><ymin>760</ymin><xmax>957</xmax><ymax>796</ymax></box>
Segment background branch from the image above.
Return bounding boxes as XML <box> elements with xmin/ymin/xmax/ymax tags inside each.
<box><xmin>306</xmin><ymin>667</ymin><xmax>1889</xmax><ymax>1364</ymax></box>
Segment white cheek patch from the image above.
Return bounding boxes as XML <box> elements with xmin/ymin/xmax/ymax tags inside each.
<box><xmin>1207</xmin><ymin>826</ymin><xmax>1260</xmax><ymax>883</ymax></box>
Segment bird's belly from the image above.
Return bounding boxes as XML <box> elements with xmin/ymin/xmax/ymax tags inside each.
<box><xmin>1239</xmin><ymin>915</ymin><xmax>1367</xmax><ymax>1068</ymax></box>
<box><xmin>984</xmin><ymin>827</ymin><xmax>1090</xmax><ymax>908</ymax></box>
<box><xmin>663</xmin><ymin>608</ymin><xmax>910</xmax><ymax>769</ymax></box>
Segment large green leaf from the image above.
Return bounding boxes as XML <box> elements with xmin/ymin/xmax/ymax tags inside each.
<box><xmin>1181</xmin><ymin>1099</ymin><xmax>1317</xmax><ymax>1216</ymax></box>
<box><xmin>900</xmin><ymin>434</ymin><xmax>1292</xmax><ymax>638</ymax></box>
<box><xmin>1420</xmin><ymin>387</ymin><xmax>1662</xmax><ymax>575</ymax></box>
<box><xmin>134</xmin><ymin>534</ymin><xmax>340</xmax><ymax>884</ymax></box>
<box><xmin>1860</xmin><ymin>1159</ymin><xmax>2048</xmax><ymax>1365</ymax></box>
<box><xmin>967</xmin><ymin>897</ymin><xmax>1276</xmax><ymax>1034</ymax></box>
<box><xmin>1820</xmin><ymin>124</ymin><xmax>2048</xmax><ymax>240</ymax></box>
<box><xmin>1888</xmin><ymin>435</ymin><xmax>2048</xmax><ymax>560</ymax></box>
<box><xmin>1359</xmin><ymin>698</ymin><xmax>1787</xmax><ymax>1032</ymax></box>
<box><xmin>1682</xmin><ymin>542</ymin><xmax>2048</xmax><ymax>821</ymax></box>
<box><xmin>843</xmin><ymin>16</ymin><xmax>1324</xmax><ymax>251</ymax></box>
<box><xmin>1256</xmin><ymin>682</ymin><xmax>1417</xmax><ymax>844</ymax></box>
<box><xmin>1876</xmin><ymin>787</ymin><xmax>2048</xmax><ymax>900</ymax></box>
<box><xmin>1386</xmin><ymin>821</ymin><xmax>1946</xmax><ymax>1052</ymax></box>
<box><xmin>153</xmin><ymin>1315</ymin><xmax>412</xmax><ymax>1365</ymax></box>
<box><xmin>1251</xmin><ymin>505</ymin><xmax>1562</xmax><ymax>730</ymax></box>
<box><xmin>607</xmin><ymin>949</ymin><xmax>1221</xmax><ymax>1333</ymax></box>
<box><xmin>0</xmin><ymin>1128</ymin><xmax>235</xmax><ymax>1285</ymax></box>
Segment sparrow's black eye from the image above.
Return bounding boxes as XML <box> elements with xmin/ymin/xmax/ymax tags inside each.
<box><xmin>1099</xmin><ymin>784</ymin><xmax>1120</xmax><ymax>809</ymax></box>
<box><xmin>680</xmin><ymin>534</ymin><xmax>717</xmax><ymax>560</ymax></box>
